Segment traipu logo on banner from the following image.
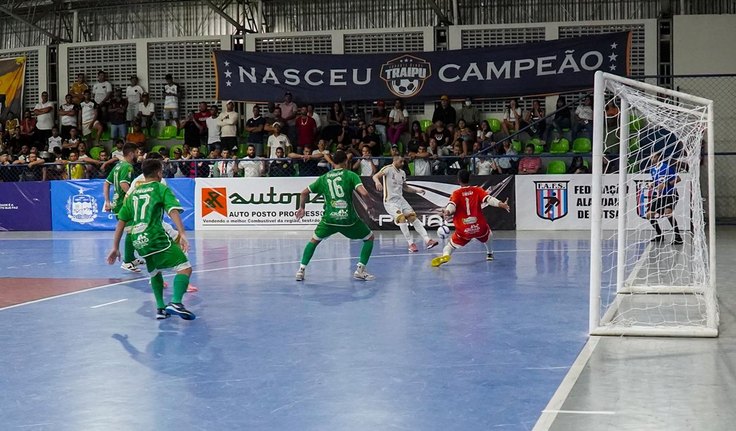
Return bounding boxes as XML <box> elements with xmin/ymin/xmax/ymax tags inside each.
<box><xmin>380</xmin><ymin>55</ymin><xmax>432</xmax><ymax>98</ymax></box>
<box><xmin>535</xmin><ymin>181</ymin><xmax>569</xmax><ymax>221</ymax></box>
<box><xmin>195</xmin><ymin>178</ymin><xmax>325</xmax><ymax>230</ymax></box>
<box><xmin>66</xmin><ymin>189</ymin><xmax>99</xmax><ymax>224</ymax></box>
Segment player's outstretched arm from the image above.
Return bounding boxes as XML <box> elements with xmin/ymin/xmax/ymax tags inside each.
<box><xmin>403</xmin><ymin>184</ymin><xmax>425</xmax><ymax>195</ymax></box>
<box><xmin>295</xmin><ymin>187</ymin><xmax>310</xmax><ymax>220</ymax></box>
<box><xmin>106</xmin><ymin>220</ymin><xmax>126</xmax><ymax>264</ymax></box>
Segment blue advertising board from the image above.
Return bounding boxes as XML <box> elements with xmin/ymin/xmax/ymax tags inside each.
<box><xmin>0</xmin><ymin>181</ymin><xmax>52</xmax><ymax>231</ymax></box>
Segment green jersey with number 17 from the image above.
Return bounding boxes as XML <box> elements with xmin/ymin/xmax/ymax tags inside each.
<box><xmin>105</xmin><ymin>160</ymin><xmax>133</xmax><ymax>214</ymax></box>
<box><xmin>117</xmin><ymin>181</ymin><xmax>183</xmax><ymax>257</ymax></box>
<box><xmin>309</xmin><ymin>168</ymin><xmax>363</xmax><ymax>226</ymax></box>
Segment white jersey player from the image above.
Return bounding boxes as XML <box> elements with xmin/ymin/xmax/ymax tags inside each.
<box><xmin>373</xmin><ymin>156</ymin><xmax>439</xmax><ymax>252</ymax></box>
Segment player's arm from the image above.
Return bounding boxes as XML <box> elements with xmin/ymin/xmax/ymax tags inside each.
<box><xmin>103</xmin><ymin>180</ymin><xmax>112</xmax><ymax>211</ymax></box>
<box><xmin>106</xmin><ymin>220</ymin><xmax>126</xmax><ymax>264</ymax></box>
<box><xmin>120</xmin><ymin>181</ymin><xmax>130</xmax><ymax>194</ymax></box>
<box><xmin>295</xmin><ymin>187</ymin><xmax>311</xmax><ymax>220</ymax></box>
<box><xmin>484</xmin><ymin>194</ymin><xmax>511</xmax><ymax>212</ymax></box>
<box><xmin>443</xmin><ymin>201</ymin><xmax>456</xmax><ymax>220</ymax></box>
<box><xmin>168</xmin><ymin>209</ymin><xmax>188</xmax><ymax>253</ymax></box>
<box><xmin>372</xmin><ymin>169</ymin><xmax>385</xmax><ymax>191</ymax></box>
<box><xmin>403</xmin><ymin>184</ymin><xmax>425</xmax><ymax>195</ymax></box>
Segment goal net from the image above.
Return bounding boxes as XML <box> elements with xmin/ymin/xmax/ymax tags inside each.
<box><xmin>589</xmin><ymin>72</ymin><xmax>718</xmax><ymax>337</ymax></box>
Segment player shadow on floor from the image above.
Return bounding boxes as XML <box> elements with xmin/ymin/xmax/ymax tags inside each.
<box><xmin>290</xmin><ymin>284</ymin><xmax>380</xmax><ymax>306</ymax></box>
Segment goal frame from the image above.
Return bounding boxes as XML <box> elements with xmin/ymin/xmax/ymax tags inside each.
<box><xmin>589</xmin><ymin>71</ymin><xmax>718</xmax><ymax>337</ymax></box>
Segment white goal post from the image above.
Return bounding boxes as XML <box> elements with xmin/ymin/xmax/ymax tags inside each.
<box><xmin>589</xmin><ymin>71</ymin><xmax>718</xmax><ymax>337</ymax></box>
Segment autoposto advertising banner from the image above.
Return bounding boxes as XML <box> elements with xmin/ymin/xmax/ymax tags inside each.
<box><xmin>195</xmin><ymin>175</ymin><xmax>516</xmax><ymax>231</ymax></box>
<box><xmin>514</xmin><ymin>174</ymin><xmax>691</xmax><ymax>230</ymax></box>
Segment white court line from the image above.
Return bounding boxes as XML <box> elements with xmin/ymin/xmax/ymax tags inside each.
<box><xmin>90</xmin><ymin>298</ymin><xmax>128</xmax><ymax>309</ymax></box>
<box><xmin>0</xmin><ymin>247</ymin><xmax>592</xmax><ymax>313</ymax></box>
<box><xmin>532</xmin><ymin>336</ymin><xmax>601</xmax><ymax>431</ymax></box>
<box><xmin>542</xmin><ymin>410</ymin><xmax>615</xmax><ymax>416</ymax></box>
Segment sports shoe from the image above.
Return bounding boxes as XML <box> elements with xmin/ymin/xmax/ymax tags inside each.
<box><xmin>120</xmin><ymin>262</ymin><xmax>140</xmax><ymax>273</ymax></box>
<box><xmin>353</xmin><ymin>266</ymin><xmax>375</xmax><ymax>281</ymax></box>
<box><xmin>673</xmin><ymin>235</ymin><xmax>684</xmax><ymax>245</ymax></box>
<box><xmin>186</xmin><ymin>284</ymin><xmax>199</xmax><ymax>293</ymax></box>
<box><xmin>486</xmin><ymin>252</ymin><xmax>494</xmax><ymax>261</ymax></box>
<box><xmin>431</xmin><ymin>255</ymin><xmax>451</xmax><ymax>267</ymax></box>
<box><xmin>296</xmin><ymin>268</ymin><xmax>305</xmax><ymax>281</ymax></box>
<box><xmin>165</xmin><ymin>302</ymin><xmax>196</xmax><ymax>320</ymax></box>
<box><xmin>425</xmin><ymin>239</ymin><xmax>439</xmax><ymax>250</ymax></box>
<box><xmin>408</xmin><ymin>243</ymin><xmax>419</xmax><ymax>253</ymax></box>
<box><xmin>133</xmin><ymin>257</ymin><xmax>146</xmax><ymax>267</ymax></box>
<box><xmin>156</xmin><ymin>308</ymin><xmax>170</xmax><ymax>320</ymax></box>
<box><xmin>650</xmin><ymin>235</ymin><xmax>663</xmax><ymax>244</ymax></box>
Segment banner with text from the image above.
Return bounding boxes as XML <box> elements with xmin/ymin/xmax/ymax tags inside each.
<box><xmin>515</xmin><ymin>174</ymin><xmax>691</xmax><ymax>230</ymax></box>
<box><xmin>0</xmin><ymin>181</ymin><xmax>51</xmax><ymax>231</ymax></box>
<box><xmin>51</xmin><ymin>179</ymin><xmax>195</xmax><ymax>231</ymax></box>
<box><xmin>214</xmin><ymin>32</ymin><xmax>630</xmax><ymax>103</ymax></box>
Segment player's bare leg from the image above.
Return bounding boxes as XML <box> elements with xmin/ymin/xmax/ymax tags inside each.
<box><xmin>407</xmin><ymin>212</ymin><xmax>438</xmax><ymax>250</ymax></box>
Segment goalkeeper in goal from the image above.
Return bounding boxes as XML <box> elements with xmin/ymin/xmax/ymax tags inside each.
<box><xmin>645</xmin><ymin>150</ymin><xmax>683</xmax><ymax>245</ymax></box>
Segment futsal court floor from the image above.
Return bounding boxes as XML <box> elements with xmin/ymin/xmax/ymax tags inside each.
<box><xmin>0</xmin><ymin>228</ymin><xmax>734</xmax><ymax>431</ymax></box>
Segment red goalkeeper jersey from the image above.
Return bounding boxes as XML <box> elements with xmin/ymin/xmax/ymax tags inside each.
<box><xmin>449</xmin><ymin>186</ymin><xmax>490</xmax><ymax>238</ymax></box>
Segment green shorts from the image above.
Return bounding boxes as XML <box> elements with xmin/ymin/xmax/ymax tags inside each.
<box><xmin>313</xmin><ymin>220</ymin><xmax>372</xmax><ymax>241</ymax></box>
<box><xmin>144</xmin><ymin>245</ymin><xmax>191</xmax><ymax>275</ymax></box>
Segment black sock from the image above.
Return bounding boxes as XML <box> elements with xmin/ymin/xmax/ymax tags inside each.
<box><xmin>668</xmin><ymin>217</ymin><xmax>680</xmax><ymax>234</ymax></box>
<box><xmin>650</xmin><ymin>219</ymin><xmax>662</xmax><ymax>235</ymax></box>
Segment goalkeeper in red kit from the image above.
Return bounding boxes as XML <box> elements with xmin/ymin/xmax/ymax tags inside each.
<box><xmin>431</xmin><ymin>170</ymin><xmax>510</xmax><ymax>267</ymax></box>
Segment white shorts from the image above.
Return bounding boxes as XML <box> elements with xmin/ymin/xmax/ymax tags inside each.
<box><xmin>163</xmin><ymin>221</ymin><xmax>178</xmax><ymax>240</ymax></box>
<box><xmin>384</xmin><ymin>198</ymin><xmax>414</xmax><ymax>222</ymax></box>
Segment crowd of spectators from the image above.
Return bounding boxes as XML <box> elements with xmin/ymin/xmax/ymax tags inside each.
<box><xmin>0</xmin><ymin>71</ymin><xmax>599</xmax><ymax>182</ymax></box>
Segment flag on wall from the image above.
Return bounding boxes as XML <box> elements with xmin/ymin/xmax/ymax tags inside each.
<box><xmin>0</xmin><ymin>57</ymin><xmax>26</xmax><ymax>121</ymax></box>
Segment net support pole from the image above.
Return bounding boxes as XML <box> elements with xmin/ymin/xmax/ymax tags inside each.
<box><xmin>589</xmin><ymin>71</ymin><xmax>606</xmax><ymax>333</ymax></box>
<box><xmin>615</xmin><ymin>98</ymin><xmax>630</xmax><ymax>293</ymax></box>
<box><xmin>706</xmin><ymin>101</ymin><xmax>717</xmax><ymax>331</ymax></box>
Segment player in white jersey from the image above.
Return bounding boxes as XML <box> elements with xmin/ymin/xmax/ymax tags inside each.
<box><xmin>373</xmin><ymin>155</ymin><xmax>439</xmax><ymax>252</ymax></box>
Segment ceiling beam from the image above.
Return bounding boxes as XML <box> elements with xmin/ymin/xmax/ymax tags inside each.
<box><xmin>424</xmin><ymin>0</ymin><xmax>453</xmax><ymax>25</ymax></box>
<box><xmin>0</xmin><ymin>5</ymin><xmax>71</xmax><ymax>42</ymax></box>
<box><xmin>204</xmin><ymin>0</ymin><xmax>253</xmax><ymax>34</ymax></box>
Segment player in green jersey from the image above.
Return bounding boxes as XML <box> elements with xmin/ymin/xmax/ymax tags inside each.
<box><xmin>295</xmin><ymin>150</ymin><xmax>375</xmax><ymax>281</ymax></box>
<box><xmin>107</xmin><ymin>158</ymin><xmax>196</xmax><ymax>320</ymax></box>
<box><xmin>103</xmin><ymin>143</ymin><xmax>143</xmax><ymax>273</ymax></box>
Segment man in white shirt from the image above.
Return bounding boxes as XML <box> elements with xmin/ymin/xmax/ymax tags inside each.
<box><xmin>137</xmin><ymin>92</ymin><xmax>155</xmax><ymax>135</ymax></box>
<box><xmin>58</xmin><ymin>93</ymin><xmax>79</xmax><ymax>139</ymax></box>
<box><xmin>236</xmin><ymin>144</ymin><xmax>265</xmax><ymax>177</ymax></box>
<box><xmin>163</xmin><ymin>74</ymin><xmax>178</xmax><ymax>126</ymax></box>
<box><xmin>217</xmin><ymin>100</ymin><xmax>239</xmax><ymax>151</ymax></box>
<box><xmin>212</xmin><ymin>148</ymin><xmax>236</xmax><ymax>178</ymax></box>
<box><xmin>47</xmin><ymin>126</ymin><xmax>63</xmax><ymax>153</ymax></box>
<box><xmin>92</xmin><ymin>71</ymin><xmax>112</xmax><ymax>120</ymax></box>
<box><xmin>205</xmin><ymin>105</ymin><xmax>221</xmax><ymax>150</ymax></box>
<box><xmin>125</xmin><ymin>76</ymin><xmax>144</xmax><ymax>125</ymax></box>
<box><xmin>574</xmin><ymin>95</ymin><xmax>594</xmax><ymax>139</ymax></box>
<box><xmin>373</xmin><ymin>156</ymin><xmax>439</xmax><ymax>252</ymax></box>
<box><xmin>33</xmin><ymin>91</ymin><xmax>55</xmax><ymax>146</ymax></box>
<box><xmin>267</xmin><ymin>122</ymin><xmax>291</xmax><ymax>159</ymax></box>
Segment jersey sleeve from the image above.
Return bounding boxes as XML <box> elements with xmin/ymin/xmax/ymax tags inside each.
<box><xmin>120</xmin><ymin>163</ymin><xmax>132</xmax><ymax>184</ymax></box>
<box><xmin>308</xmin><ymin>176</ymin><xmax>323</xmax><ymax>194</ymax></box>
<box><xmin>105</xmin><ymin>167</ymin><xmax>115</xmax><ymax>184</ymax></box>
<box><xmin>348</xmin><ymin>170</ymin><xmax>364</xmax><ymax>191</ymax></box>
<box><xmin>162</xmin><ymin>185</ymin><xmax>183</xmax><ymax>214</ymax></box>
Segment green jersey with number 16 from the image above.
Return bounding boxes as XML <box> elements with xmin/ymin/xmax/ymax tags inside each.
<box><xmin>117</xmin><ymin>181</ymin><xmax>183</xmax><ymax>257</ymax></box>
<box><xmin>308</xmin><ymin>168</ymin><xmax>363</xmax><ymax>226</ymax></box>
<box><xmin>105</xmin><ymin>160</ymin><xmax>133</xmax><ymax>214</ymax></box>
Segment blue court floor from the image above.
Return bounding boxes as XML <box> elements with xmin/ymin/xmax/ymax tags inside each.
<box><xmin>0</xmin><ymin>230</ymin><xmax>593</xmax><ymax>431</ymax></box>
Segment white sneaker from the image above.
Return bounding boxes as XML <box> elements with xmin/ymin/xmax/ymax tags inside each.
<box><xmin>353</xmin><ymin>266</ymin><xmax>375</xmax><ymax>281</ymax></box>
<box><xmin>133</xmin><ymin>258</ymin><xmax>146</xmax><ymax>266</ymax></box>
<box><xmin>295</xmin><ymin>268</ymin><xmax>305</xmax><ymax>281</ymax></box>
<box><xmin>120</xmin><ymin>262</ymin><xmax>140</xmax><ymax>273</ymax></box>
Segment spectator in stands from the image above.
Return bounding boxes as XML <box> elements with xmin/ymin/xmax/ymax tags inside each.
<box><xmin>312</xmin><ymin>139</ymin><xmax>331</xmax><ymax>175</ymax></box>
<box><xmin>525</xmin><ymin>99</ymin><xmax>546</xmax><ymax>141</ymax></box>
<box><xmin>181</xmin><ymin>110</ymin><xmax>203</xmax><ymax>151</ymax></box>
<box><xmin>265</xmin><ymin>106</ymin><xmax>286</xmax><ymax>133</ymax></box>
<box><xmin>295</xmin><ymin>104</ymin><xmax>317</xmax><ymax>152</ymax></box>
<box><xmin>126</xmin><ymin>123</ymin><xmax>146</xmax><ymax>148</ymax></box>
<box><xmin>335</xmin><ymin>119</ymin><xmax>352</xmax><ymax>150</ymax></box>
<box><xmin>21</xmin><ymin>151</ymin><xmax>45</xmax><ymax>181</ymax></box>
<box><xmin>350</xmin><ymin>120</ymin><xmax>367</xmax><ymax>155</ymax></box>
<box><xmin>432</xmin><ymin>95</ymin><xmax>456</xmax><ymax>127</ymax></box>
<box><xmin>193</xmin><ymin>101</ymin><xmax>210</xmax><ymax>147</ymax></box>
<box><xmin>568</xmin><ymin>156</ymin><xmax>588</xmax><ymax>174</ymax></box>
<box><xmin>411</xmin><ymin>144</ymin><xmax>433</xmax><ymax>176</ymax></box>
<box><xmin>95</xmin><ymin>149</ymin><xmax>113</xmax><ymax>179</ymax></box>
<box><xmin>353</xmin><ymin>145</ymin><xmax>377</xmax><ymax>177</ymax></box>
<box><xmin>236</xmin><ymin>144</ymin><xmax>265</xmax><ymax>177</ymax></box>
<box><xmin>19</xmin><ymin>110</ymin><xmax>36</xmax><ymax>147</ymax></box>
<box><xmin>346</xmin><ymin>102</ymin><xmax>365</xmax><ymax>129</ymax></box>
<box><xmin>163</xmin><ymin>74</ymin><xmax>179</xmax><ymax>127</ymax></box>
<box><xmin>456</xmin><ymin>120</ymin><xmax>474</xmax><ymax>155</ymax></box>
<box><xmin>360</xmin><ymin>124</ymin><xmax>382</xmax><ymax>157</ymax></box>
<box><xmin>205</xmin><ymin>104</ymin><xmax>221</xmax><ymax>152</ymax></box>
<box><xmin>69</xmin><ymin>73</ymin><xmax>88</xmax><ymax>105</ymax></box>
<box><xmin>427</xmin><ymin>120</ymin><xmax>452</xmax><ymax>150</ymax></box>
<box><xmin>245</xmin><ymin>105</ymin><xmax>265</xmax><ymax>156</ymax></box>
<box><xmin>58</xmin><ymin>94</ymin><xmax>78</xmax><ymax>140</ymax></box>
<box><xmin>574</xmin><ymin>95</ymin><xmax>593</xmax><ymax>139</ymax></box>
<box><xmin>80</xmin><ymin>89</ymin><xmax>103</xmax><ymax>146</ymax></box>
<box><xmin>477</xmin><ymin>120</ymin><xmax>493</xmax><ymax>146</ymax></box>
<box><xmin>268</xmin><ymin>147</ymin><xmax>295</xmax><ymax>177</ymax></box>
<box><xmin>475</xmin><ymin>152</ymin><xmax>495</xmax><ymax>176</ymax></box>
<box><xmin>387</xmin><ymin>99</ymin><xmax>409</xmax><ymax>147</ymax></box>
<box><xmin>518</xmin><ymin>143</ymin><xmax>541</xmax><ymax>174</ymax></box>
<box><xmin>62</xmin><ymin>127</ymin><xmax>82</xmax><ymax>159</ymax></box>
<box><xmin>33</xmin><ymin>91</ymin><xmax>54</xmax><ymax>146</ymax></box>
<box><xmin>65</xmin><ymin>150</ymin><xmax>85</xmax><ymax>179</ymax></box>
<box><xmin>13</xmin><ymin>144</ymin><xmax>30</xmax><ymax>164</ymax></box>
<box><xmin>125</xmin><ymin>76</ymin><xmax>144</xmax><ymax>126</ymax></box>
<box><xmin>47</xmin><ymin>127</ymin><xmax>62</xmax><ymax>153</ymax></box>
<box><xmin>163</xmin><ymin>146</ymin><xmax>183</xmax><ymax>178</ymax></box>
<box><xmin>409</xmin><ymin>120</ymin><xmax>425</xmax><ymax>146</ymax></box>
<box><xmin>307</xmin><ymin>104</ymin><xmax>321</xmax><ymax>132</ymax></box>
<box><xmin>92</xmin><ymin>71</ymin><xmax>112</xmax><ymax>120</ymax></box>
<box><xmin>548</xmin><ymin>95</ymin><xmax>572</xmax><ymax>142</ymax></box>
<box><xmin>446</xmin><ymin>141</ymin><xmax>467</xmax><ymax>175</ymax></box>
<box><xmin>371</xmin><ymin>100</ymin><xmax>389</xmax><ymax>149</ymax></box>
<box><xmin>108</xmin><ymin>88</ymin><xmax>128</xmax><ymax>144</ymax></box>
<box><xmin>181</xmin><ymin>146</ymin><xmax>209</xmax><ymax>178</ymax></box>
<box><xmin>181</xmin><ymin>143</ymin><xmax>192</xmax><ymax>159</ymax></box>
<box><xmin>217</xmin><ymin>100</ymin><xmax>239</xmax><ymax>152</ymax></box>
<box><xmin>212</xmin><ymin>147</ymin><xmax>237</xmax><ymax>178</ymax></box>
<box><xmin>137</xmin><ymin>92</ymin><xmax>155</xmax><ymax>135</ymax></box>
<box><xmin>496</xmin><ymin>140</ymin><xmax>518</xmax><ymax>174</ymax></box>
<box><xmin>323</xmin><ymin>101</ymin><xmax>345</xmax><ymax>142</ymax></box>
<box><xmin>110</xmin><ymin>138</ymin><xmax>124</xmax><ymax>160</ymax></box>
<box><xmin>501</xmin><ymin>99</ymin><xmax>524</xmax><ymax>136</ymax></box>
<box><xmin>279</xmin><ymin>92</ymin><xmax>298</xmax><ymax>144</ymax></box>
<box><xmin>267</xmin><ymin>122</ymin><xmax>291</xmax><ymax>159</ymax></box>
<box><xmin>459</xmin><ymin>97</ymin><xmax>481</xmax><ymax>130</ymax></box>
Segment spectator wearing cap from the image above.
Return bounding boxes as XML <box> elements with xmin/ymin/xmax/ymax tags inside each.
<box><xmin>432</xmin><ymin>95</ymin><xmax>456</xmax><ymax>127</ymax></box>
<box><xmin>458</xmin><ymin>97</ymin><xmax>482</xmax><ymax>130</ymax></box>
<box><xmin>371</xmin><ymin>100</ymin><xmax>389</xmax><ymax>150</ymax></box>
<box><xmin>163</xmin><ymin>73</ymin><xmax>179</xmax><ymax>127</ymax></box>
<box><xmin>137</xmin><ymin>92</ymin><xmax>155</xmax><ymax>135</ymax></box>
<box><xmin>267</xmin><ymin>122</ymin><xmax>291</xmax><ymax>159</ymax></box>
<box><xmin>245</xmin><ymin>105</ymin><xmax>266</xmax><ymax>156</ymax></box>
<box><xmin>125</xmin><ymin>76</ymin><xmax>145</xmax><ymax>126</ymax></box>
<box><xmin>279</xmin><ymin>92</ymin><xmax>297</xmax><ymax>145</ymax></box>
<box><xmin>217</xmin><ymin>100</ymin><xmax>239</xmax><ymax>151</ymax></box>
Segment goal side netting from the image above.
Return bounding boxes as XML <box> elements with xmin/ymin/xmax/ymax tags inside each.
<box><xmin>589</xmin><ymin>72</ymin><xmax>718</xmax><ymax>337</ymax></box>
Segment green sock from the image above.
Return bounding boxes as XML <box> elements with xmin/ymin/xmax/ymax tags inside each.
<box><xmin>172</xmin><ymin>274</ymin><xmax>190</xmax><ymax>303</ymax></box>
<box><xmin>359</xmin><ymin>240</ymin><xmax>374</xmax><ymax>266</ymax></box>
<box><xmin>151</xmin><ymin>273</ymin><xmax>165</xmax><ymax>309</ymax></box>
<box><xmin>123</xmin><ymin>233</ymin><xmax>135</xmax><ymax>264</ymax></box>
<box><xmin>301</xmin><ymin>241</ymin><xmax>318</xmax><ymax>266</ymax></box>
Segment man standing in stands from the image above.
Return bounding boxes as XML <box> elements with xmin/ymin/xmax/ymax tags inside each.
<box><xmin>245</xmin><ymin>105</ymin><xmax>266</xmax><ymax>156</ymax></box>
<box><xmin>217</xmin><ymin>100</ymin><xmax>239</xmax><ymax>152</ymax></box>
<box><xmin>432</xmin><ymin>95</ymin><xmax>456</xmax><ymax>127</ymax></box>
<box><xmin>33</xmin><ymin>91</ymin><xmax>54</xmax><ymax>147</ymax></box>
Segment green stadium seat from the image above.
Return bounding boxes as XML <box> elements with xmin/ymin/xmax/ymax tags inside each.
<box><xmin>101</xmin><ymin>129</ymin><xmax>111</xmax><ymax>142</ymax></box>
<box><xmin>89</xmin><ymin>146</ymin><xmax>104</xmax><ymax>160</ymax></box>
<box><xmin>151</xmin><ymin>145</ymin><xmax>166</xmax><ymax>156</ymax></box>
<box><xmin>511</xmin><ymin>140</ymin><xmax>522</xmax><ymax>153</ymax></box>
<box><xmin>169</xmin><ymin>144</ymin><xmax>183</xmax><ymax>159</ymax></box>
<box><xmin>546</xmin><ymin>160</ymin><xmax>567</xmax><ymax>174</ymax></box>
<box><xmin>629</xmin><ymin>115</ymin><xmax>644</xmax><ymax>132</ymax></box>
<box><xmin>488</xmin><ymin>118</ymin><xmax>502</xmax><ymax>133</ymax></box>
<box><xmin>199</xmin><ymin>145</ymin><xmax>209</xmax><ymax>158</ymax></box>
<box><xmin>175</xmin><ymin>128</ymin><xmax>185</xmax><ymax>140</ymax></box>
<box><xmin>549</xmin><ymin>138</ymin><xmax>570</xmax><ymax>154</ymax></box>
<box><xmin>408</xmin><ymin>161</ymin><xmax>415</xmax><ymax>176</ymax></box>
<box><xmin>236</xmin><ymin>144</ymin><xmax>248</xmax><ymax>158</ymax></box>
<box><xmin>420</xmin><ymin>119</ymin><xmax>432</xmax><ymax>132</ymax></box>
<box><xmin>572</xmin><ymin>137</ymin><xmax>592</xmax><ymax>153</ymax></box>
<box><xmin>530</xmin><ymin>138</ymin><xmax>543</xmax><ymax>154</ymax></box>
<box><xmin>159</xmin><ymin>125</ymin><xmax>178</xmax><ymax>140</ymax></box>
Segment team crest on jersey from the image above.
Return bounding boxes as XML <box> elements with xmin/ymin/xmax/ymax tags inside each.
<box><xmin>535</xmin><ymin>181</ymin><xmax>568</xmax><ymax>221</ymax></box>
<box><xmin>635</xmin><ymin>180</ymin><xmax>653</xmax><ymax>218</ymax></box>
<box><xmin>67</xmin><ymin>189</ymin><xmax>98</xmax><ymax>224</ymax></box>
<box><xmin>202</xmin><ymin>187</ymin><xmax>228</xmax><ymax>217</ymax></box>
<box><xmin>380</xmin><ymin>55</ymin><xmax>431</xmax><ymax>98</ymax></box>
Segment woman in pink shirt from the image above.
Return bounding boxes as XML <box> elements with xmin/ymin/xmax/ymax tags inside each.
<box><xmin>518</xmin><ymin>143</ymin><xmax>541</xmax><ymax>174</ymax></box>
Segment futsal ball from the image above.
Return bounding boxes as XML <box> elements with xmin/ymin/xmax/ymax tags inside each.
<box><xmin>437</xmin><ymin>225</ymin><xmax>451</xmax><ymax>240</ymax></box>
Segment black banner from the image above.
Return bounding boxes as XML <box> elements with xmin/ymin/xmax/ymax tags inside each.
<box><xmin>354</xmin><ymin>175</ymin><xmax>515</xmax><ymax>231</ymax></box>
<box><xmin>214</xmin><ymin>32</ymin><xmax>630</xmax><ymax>103</ymax></box>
